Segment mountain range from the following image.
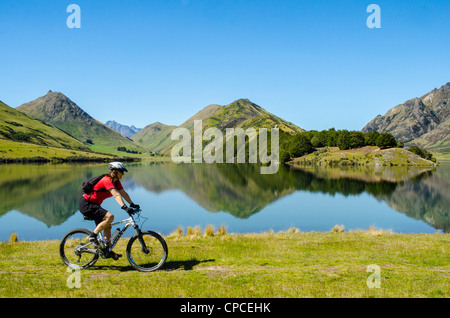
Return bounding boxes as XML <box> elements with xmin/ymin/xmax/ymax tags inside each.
<box><xmin>1</xmin><ymin>82</ymin><xmax>448</xmax><ymax>160</ymax></box>
<box><xmin>362</xmin><ymin>82</ymin><xmax>450</xmax><ymax>153</ymax></box>
<box><xmin>106</xmin><ymin>120</ymin><xmax>141</xmax><ymax>138</ymax></box>
<box><xmin>132</xmin><ymin>98</ymin><xmax>304</xmax><ymax>155</ymax></box>
<box><xmin>4</xmin><ymin>91</ymin><xmax>304</xmax><ymax>158</ymax></box>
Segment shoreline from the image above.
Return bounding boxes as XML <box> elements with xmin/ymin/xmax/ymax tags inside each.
<box><xmin>4</xmin><ymin>226</ymin><xmax>447</xmax><ymax>243</ymax></box>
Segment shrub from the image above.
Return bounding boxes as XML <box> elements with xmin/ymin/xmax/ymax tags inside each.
<box><xmin>348</xmin><ymin>131</ymin><xmax>366</xmax><ymax>149</ymax></box>
<box><xmin>408</xmin><ymin>146</ymin><xmax>434</xmax><ymax>161</ymax></box>
<box><xmin>337</xmin><ymin>130</ymin><xmax>350</xmax><ymax>150</ymax></box>
<box><xmin>376</xmin><ymin>132</ymin><xmax>397</xmax><ymax>149</ymax></box>
<box><xmin>287</xmin><ymin>134</ymin><xmax>313</xmax><ymax>158</ymax></box>
<box><xmin>364</xmin><ymin>130</ymin><xmax>380</xmax><ymax>146</ymax></box>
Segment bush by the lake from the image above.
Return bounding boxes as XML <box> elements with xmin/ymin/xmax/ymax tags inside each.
<box><xmin>408</xmin><ymin>145</ymin><xmax>436</xmax><ymax>162</ymax></box>
<box><xmin>280</xmin><ymin>128</ymin><xmax>402</xmax><ymax>162</ymax></box>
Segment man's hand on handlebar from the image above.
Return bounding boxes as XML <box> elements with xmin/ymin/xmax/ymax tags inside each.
<box><xmin>130</xmin><ymin>203</ymin><xmax>140</xmax><ymax>210</ymax></box>
<box><xmin>121</xmin><ymin>204</ymin><xmax>138</xmax><ymax>214</ymax></box>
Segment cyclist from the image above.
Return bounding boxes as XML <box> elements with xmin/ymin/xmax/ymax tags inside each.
<box><xmin>79</xmin><ymin>162</ymin><xmax>139</xmax><ymax>256</ymax></box>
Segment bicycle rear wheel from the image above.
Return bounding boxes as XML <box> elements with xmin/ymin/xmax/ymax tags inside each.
<box><xmin>126</xmin><ymin>231</ymin><xmax>168</xmax><ymax>272</ymax></box>
<box><xmin>60</xmin><ymin>228</ymin><xmax>99</xmax><ymax>269</ymax></box>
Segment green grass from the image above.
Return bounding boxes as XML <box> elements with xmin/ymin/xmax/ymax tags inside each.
<box><xmin>88</xmin><ymin>144</ymin><xmax>147</xmax><ymax>157</ymax></box>
<box><xmin>0</xmin><ymin>139</ymin><xmax>170</xmax><ymax>164</ymax></box>
<box><xmin>0</xmin><ymin>139</ymin><xmax>114</xmax><ymax>161</ymax></box>
<box><xmin>0</xmin><ymin>230</ymin><xmax>448</xmax><ymax>298</ymax></box>
<box><xmin>434</xmin><ymin>152</ymin><xmax>450</xmax><ymax>161</ymax></box>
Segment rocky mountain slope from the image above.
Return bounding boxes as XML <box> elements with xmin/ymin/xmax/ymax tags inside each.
<box><xmin>362</xmin><ymin>82</ymin><xmax>450</xmax><ymax>153</ymax></box>
<box><xmin>106</xmin><ymin>120</ymin><xmax>141</xmax><ymax>138</ymax></box>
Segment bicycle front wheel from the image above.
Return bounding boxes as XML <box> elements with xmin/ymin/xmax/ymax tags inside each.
<box><xmin>126</xmin><ymin>231</ymin><xmax>168</xmax><ymax>272</ymax></box>
<box><xmin>60</xmin><ymin>228</ymin><xmax>99</xmax><ymax>269</ymax></box>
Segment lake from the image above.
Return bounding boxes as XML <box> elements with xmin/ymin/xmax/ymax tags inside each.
<box><xmin>0</xmin><ymin>161</ymin><xmax>449</xmax><ymax>241</ymax></box>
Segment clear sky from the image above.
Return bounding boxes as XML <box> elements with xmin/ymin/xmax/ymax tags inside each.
<box><xmin>1</xmin><ymin>0</ymin><xmax>449</xmax><ymax>131</ymax></box>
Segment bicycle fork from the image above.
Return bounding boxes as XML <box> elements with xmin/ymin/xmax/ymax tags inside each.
<box><xmin>135</xmin><ymin>227</ymin><xmax>150</xmax><ymax>254</ymax></box>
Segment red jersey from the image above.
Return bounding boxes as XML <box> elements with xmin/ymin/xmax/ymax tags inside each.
<box><xmin>83</xmin><ymin>175</ymin><xmax>123</xmax><ymax>205</ymax></box>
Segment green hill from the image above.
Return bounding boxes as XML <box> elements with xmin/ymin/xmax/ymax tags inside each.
<box><xmin>131</xmin><ymin>122</ymin><xmax>177</xmax><ymax>154</ymax></box>
<box><xmin>133</xmin><ymin>98</ymin><xmax>304</xmax><ymax>155</ymax></box>
<box><xmin>16</xmin><ymin>91</ymin><xmax>145</xmax><ymax>155</ymax></box>
<box><xmin>0</xmin><ymin>100</ymin><xmax>90</xmax><ymax>152</ymax></box>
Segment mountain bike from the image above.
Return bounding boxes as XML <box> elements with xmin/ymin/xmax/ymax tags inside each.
<box><xmin>60</xmin><ymin>208</ymin><xmax>168</xmax><ymax>272</ymax></box>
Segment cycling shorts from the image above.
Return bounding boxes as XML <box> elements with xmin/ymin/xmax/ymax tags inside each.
<box><xmin>79</xmin><ymin>197</ymin><xmax>108</xmax><ymax>225</ymax></box>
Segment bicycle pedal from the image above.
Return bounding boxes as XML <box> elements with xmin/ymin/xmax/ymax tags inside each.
<box><xmin>111</xmin><ymin>252</ymin><xmax>122</xmax><ymax>261</ymax></box>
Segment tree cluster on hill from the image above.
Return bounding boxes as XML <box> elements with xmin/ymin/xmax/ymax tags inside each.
<box><xmin>407</xmin><ymin>146</ymin><xmax>436</xmax><ymax>162</ymax></box>
<box><xmin>279</xmin><ymin>129</ymin><xmax>401</xmax><ymax>163</ymax></box>
<box><xmin>117</xmin><ymin>146</ymin><xmax>141</xmax><ymax>154</ymax></box>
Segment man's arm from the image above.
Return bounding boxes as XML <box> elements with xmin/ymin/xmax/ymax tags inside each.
<box><xmin>118</xmin><ymin>188</ymin><xmax>134</xmax><ymax>206</ymax></box>
<box><xmin>109</xmin><ymin>188</ymin><xmax>127</xmax><ymax>207</ymax></box>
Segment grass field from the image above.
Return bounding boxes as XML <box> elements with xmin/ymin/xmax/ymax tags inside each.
<box><xmin>0</xmin><ymin>229</ymin><xmax>448</xmax><ymax>298</ymax></box>
<box><xmin>0</xmin><ymin>139</ymin><xmax>115</xmax><ymax>161</ymax></box>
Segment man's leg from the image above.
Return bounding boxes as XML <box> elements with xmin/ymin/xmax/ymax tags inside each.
<box><xmin>93</xmin><ymin>212</ymin><xmax>114</xmax><ymax>240</ymax></box>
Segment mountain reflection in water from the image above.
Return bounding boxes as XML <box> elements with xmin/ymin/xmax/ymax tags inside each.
<box><xmin>0</xmin><ymin>162</ymin><xmax>449</xmax><ymax>238</ymax></box>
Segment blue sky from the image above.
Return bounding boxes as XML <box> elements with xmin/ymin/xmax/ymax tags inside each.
<box><xmin>1</xmin><ymin>0</ymin><xmax>449</xmax><ymax>131</ymax></box>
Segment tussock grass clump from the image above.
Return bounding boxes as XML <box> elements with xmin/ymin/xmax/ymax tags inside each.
<box><xmin>168</xmin><ymin>225</ymin><xmax>229</xmax><ymax>239</ymax></box>
<box><xmin>204</xmin><ymin>224</ymin><xmax>215</xmax><ymax>237</ymax></box>
<box><xmin>216</xmin><ymin>225</ymin><xmax>228</xmax><ymax>236</ymax></box>
<box><xmin>9</xmin><ymin>233</ymin><xmax>19</xmax><ymax>243</ymax></box>
<box><xmin>186</xmin><ymin>226</ymin><xmax>202</xmax><ymax>237</ymax></box>
<box><xmin>367</xmin><ymin>225</ymin><xmax>393</xmax><ymax>236</ymax></box>
<box><xmin>285</xmin><ymin>227</ymin><xmax>300</xmax><ymax>233</ymax></box>
<box><xmin>169</xmin><ymin>226</ymin><xmax>184</xmax><ymax>238</ymax></box>
<box><xmin>348</xmin><ymin>226</ymin><xmax>393</xmax><ymax>235</ymax></box>
<box><xmin>332</xmin><ymin>225</ymin><xmax>345</xmax><ymax>233</ymax></box>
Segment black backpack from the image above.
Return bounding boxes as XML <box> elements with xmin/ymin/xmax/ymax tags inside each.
<box><xmin>82</xmin><ymin>174</ymin><xmax>108</xmax><ymax>194</ymax></box>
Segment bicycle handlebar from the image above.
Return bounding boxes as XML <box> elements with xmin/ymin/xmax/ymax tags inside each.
<box><xmin>128</xmin><ymin>207</ymin><xmax>141</xmax><ymax>215</ymax></box>
<box><xmin>122</xmin><ymin>204</ymin><xmax>141</xmax><ymax>215</ymax></box>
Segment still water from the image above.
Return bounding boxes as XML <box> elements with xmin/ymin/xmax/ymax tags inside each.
<box><xmin>0</xmin><ymin>161</ymin><xmax>449</xmax><ymax>241</ymax></box>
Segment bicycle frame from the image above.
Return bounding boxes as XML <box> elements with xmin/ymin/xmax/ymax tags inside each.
<box><xmin>105</xmin><ymin>215</ymin><xmax>134</xmax><ymax>251</ymax></box>
<box><xmin>105</xmin><ymin>212</ymin><xmax>149</xmax><ymax>254</ymax></box>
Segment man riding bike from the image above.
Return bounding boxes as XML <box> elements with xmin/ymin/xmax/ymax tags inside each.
<box><xmin>79</xmin><ymin>162</ymin><xmax>139</xmax><ymax>258</ymax></box>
